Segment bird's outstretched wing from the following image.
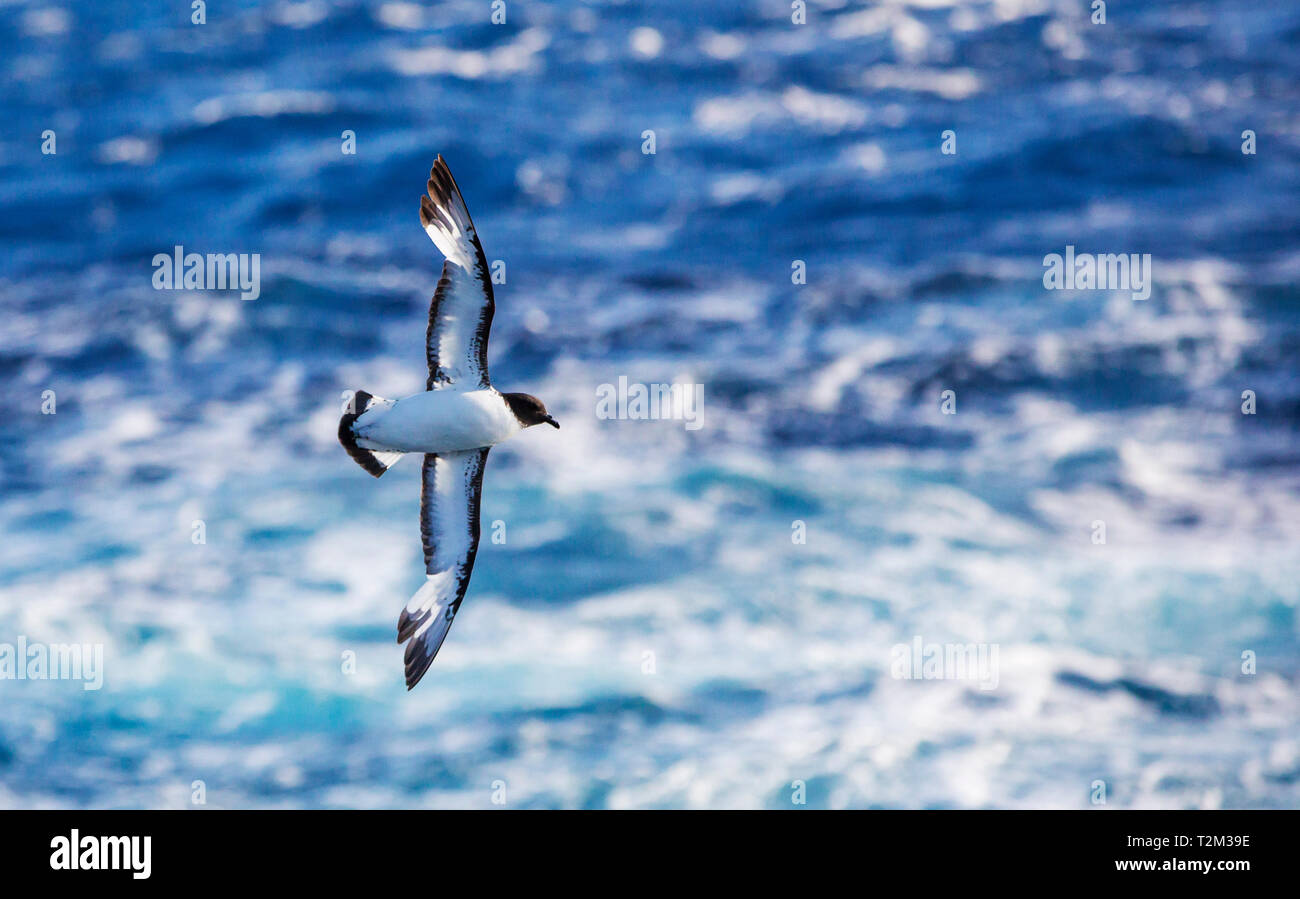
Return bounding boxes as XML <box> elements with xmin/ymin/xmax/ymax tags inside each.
<box><xmin>419</xmin><ymin>155</ymin><xmax>495</xmax><ymax>390</ymax></box>
<box><xmin>397</xmin><ymin>448</ymin><xmax>490</xmax><ymax>689</ymax></box>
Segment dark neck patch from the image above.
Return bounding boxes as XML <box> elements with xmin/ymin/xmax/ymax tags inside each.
<box><xmin>503</xmin><ymin>392</ymin><xmax>548</xmax><ymax>427</ymax></box>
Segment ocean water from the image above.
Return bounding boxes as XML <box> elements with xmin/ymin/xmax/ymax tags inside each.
<box><xmin>1</xmin><ymin>0</ymin><xmax>1298</xmax><ymax>809</ymax></box>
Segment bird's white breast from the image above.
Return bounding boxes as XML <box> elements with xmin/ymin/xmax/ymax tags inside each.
<box><xmin>355</xmin><ymin>389</ymin><xmax>519</xmax><ymax>453</ymax></box>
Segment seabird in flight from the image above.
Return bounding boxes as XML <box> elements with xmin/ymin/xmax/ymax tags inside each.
<box><xmin>338</xmin><ymin>155</ymin><xmax>559</xmax><ymax>689</ymax></box>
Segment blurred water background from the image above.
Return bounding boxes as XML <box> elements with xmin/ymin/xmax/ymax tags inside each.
<box><xmin>1</xmin><ymin>0</ymin><xmax>1298</xmax><ymax>808</ymax></box>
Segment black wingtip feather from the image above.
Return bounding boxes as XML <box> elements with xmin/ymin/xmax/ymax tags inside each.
<box><xmin>403</xmin><ymin>633</ymin><xmax>438</xmax><ymax>690</ymax></box>
<box><xmin>423</xmin><ymin>155</ymin><xmax>476</xmax><ymax>232</ymax></box>
<box><xmin>396</xmin><ymin>607</ymin><xmax>423</xmax><ymax>644</ymax></box>
<box><xmin>420</xmin><ymin>177</ymin><xmax>459</xmax><ymax>236</ymax></box>
<box><xmin>397</xmin><ymin>604</ymin><xmax>438</xmax><ymax>688</ymax></box>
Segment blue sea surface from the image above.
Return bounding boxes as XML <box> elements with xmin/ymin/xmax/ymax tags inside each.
<box><xmin>1</xmin><ymin>0</ymin><xmax>1298</xmax><ymax>808</ymax></box>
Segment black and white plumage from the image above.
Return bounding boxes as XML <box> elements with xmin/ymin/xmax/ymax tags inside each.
<box><xmin>397</xmin><ymin>448</ymin><xmax>490</xmax><ymax>688</ymax></box>
<box><xmin>420</xmin><ymin>159</ymin><xmax>494</xmax><ymax>390</ymax></box>
<box><xmin>338</xmin><ymin>155</ymin><xmax>559</xmax><ymax>690</ymax></box>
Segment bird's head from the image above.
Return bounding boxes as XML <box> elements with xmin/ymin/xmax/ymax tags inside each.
<box><xmin>504</xmin><ymin>392</ymin><xmax>560</xmax><ymax>429</ymax></box>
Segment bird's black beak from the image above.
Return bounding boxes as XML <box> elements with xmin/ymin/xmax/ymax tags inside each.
<box><xmin>544</xmin><ymin>415</ymin><xmax>560</xmax><ymax>429</ymax></box>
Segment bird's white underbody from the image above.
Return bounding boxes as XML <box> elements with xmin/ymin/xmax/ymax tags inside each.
<box><xmin>354</xmin><ymin>388</ymin><xmax>522</xmax><ymax>454</ymax></box>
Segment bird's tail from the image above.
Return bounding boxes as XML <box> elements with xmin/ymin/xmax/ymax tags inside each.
<box><xmin>338</xmin><ymin>389</ymin><xmax>403</xmax><ymax>477</ymax></box>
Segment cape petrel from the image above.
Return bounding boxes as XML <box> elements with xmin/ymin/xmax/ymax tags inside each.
<box><xmin>339</xmin><ymin>155</ymin><xmax>559</xmax><ymax>689</ymax></box>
